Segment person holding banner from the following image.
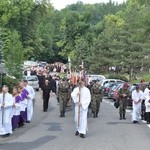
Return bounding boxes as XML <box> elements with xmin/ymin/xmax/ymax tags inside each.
<box><xmin>71</xmin><ymin>79</ymin><xmax>91</xmax><ymax>138</ymax></box>
<box><xmin>0</xmin><ymin>85</ymin><xmax>13</xmax><ymax>138</ymax></box>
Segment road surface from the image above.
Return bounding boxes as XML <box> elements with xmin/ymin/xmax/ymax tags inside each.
<box><xmin>0</xmin><ymin>92</ymin><xmax>150</xmax><ymax>150</ymax></box>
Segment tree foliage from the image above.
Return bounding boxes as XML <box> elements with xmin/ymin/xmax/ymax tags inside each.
<box><xmin>0</xmin><ymin>0</ymin><xmax>150</xmax><ymax>81</ymax></box>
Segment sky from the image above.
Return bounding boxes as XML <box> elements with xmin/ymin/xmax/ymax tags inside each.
<box><xmin>50</xmin><ymin>0</ymin><xmax>127</xmax><ymax>10</ymax></box>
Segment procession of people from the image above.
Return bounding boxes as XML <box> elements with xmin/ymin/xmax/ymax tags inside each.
<box><xmin>1</xmin><ymin>62</ymin><xmax>150</xmax><ymax>139</ymax></box>
<box><xmin>0</xmin><ymin>80</ymin><xmax>35</xmax><ymax>138</ymax></box>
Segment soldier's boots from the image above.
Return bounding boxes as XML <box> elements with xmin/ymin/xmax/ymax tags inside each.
<box><xmin>141</xmin><ymin>112</ymin><xmax>146</xmax><ymax>121</ymax></box>
<box><xmin>141</xmin><ymin>114</ymin><xmax>144</xmax><ymax>120</ymax></box>
<box><xmin>123</xmin><ymin>113</ymin><xmax>126</xmax><ymax>120</ymax></box>
<box><xmin>62</xmin><ymin>112</ymin><xmax>65</xmax><ymax>117</ymax></box>
<box><xmin>96</xmin><ymin>112</ymin><xmax>98</xmax><ymax>118</ymax></box>
<box><xmin>93</xmin><ymin>112</ymin><xmax>97</xmax><ymax>118</ymax></box>
<box><xmin>60</xmin><ymin>112</ymin><xmax>63</xmax><ymax>117</ymax></box>
<box><xmin>60</xmin><ymin>111</ymin><xmax>65</xmax><ymax>117</ymax></box>
<box><xmin>120</xmin><ymin>113</ymin><xmax>122</xmax><ymax>120</ymax></box>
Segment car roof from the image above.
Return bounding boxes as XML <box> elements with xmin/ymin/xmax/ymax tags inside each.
<box><xmin>23</xmin><ymin>75</ymin><xmax>38</xmax><ymax>79</ymax></box>
<box><xmin>102</xmin><ymin>79</ymin><xmax>124</xmax><ymax>81</ymax></box>
<box><xmin>90</xmin><ymin>74</ymin><xmax>106</xmax><ymax>79</ymax></box>
<box><xmin>100</xmin><ymin>79</ymin><xmax>124</xmax><ymax>84</ymax></box>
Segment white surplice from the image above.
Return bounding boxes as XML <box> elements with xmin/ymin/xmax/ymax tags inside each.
<box><xmin>144</xmin><ymin>88</ymin><xmax>150</xmax><ymax>113</ymax></box>
<box><xmin>25</xmin><ymin>85</ymin><xmax>35</xmax><ymax>121</ymax></box>
<box><xmin>71</xmin><ymin>86</ymin><xmax>91</xmax><ymax>135</ymax></box>
<box><xmin>12</xmin><ymin>96</ymin><xmax>21</xmax><ymax>117</ymax></box>
<box><xmin>0</xmin><ymin>92</ymin><xmax>13</xmax><ymax>135</ymax></box>
<box><xmin>132</xmin><ymin>90</ymin><xmax>144</xmax><ymax>121</ymax></box>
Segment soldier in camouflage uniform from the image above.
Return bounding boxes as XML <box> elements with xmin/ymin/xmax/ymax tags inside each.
<box><xmin>118</xmin><ymin>83</ymin><xmax>130</xmax><ymax>120</ymax></box>
<box><xmin>58</xmin><ymin>78</ymin><xmax>70</xmax><ymax>117</ymax></box>
<box><xmin>91</xmin><ymin>80</ymin><xmax>102</xmax><ymax>118</ymax></box>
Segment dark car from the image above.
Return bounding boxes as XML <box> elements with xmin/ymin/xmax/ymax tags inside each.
<box><xmin>103</xmin><ymin>82</ymin><xmax>121</xmax><ymax>97</ymax></box>
<box><xmin>112</xmin><ymin>84</ymin><xmax>124</xmax><ymax>101</ymax></box>
<box><xmin>108</xmin><ymin>84</ymin><xmax>122</xmax><ymax>99</ymax></box>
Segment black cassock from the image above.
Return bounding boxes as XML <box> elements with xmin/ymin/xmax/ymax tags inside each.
<box><xmin>42</xmin><ymin>84</ymin><xmax>51</xmax><ymax>112</ymax></box>
<box><xmin>37</xmin><ymin>75</ymin><xmax>45</xmax><ymax>88</ymax></box>
<box><xmin>50</xmin><ymin>79</ymin><xmax>56</xmax><ymax>93</ymax></box>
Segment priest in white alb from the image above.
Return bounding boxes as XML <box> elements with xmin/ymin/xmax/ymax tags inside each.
<box><xmin>0</xmin><ymin>85</ymin><xmax>13</xmax><ymax>138</ymax></box>
<box><xmin>71</xmin><ymin>79</ymin><xmax>91</xmax><ymax>138</ymax></box>
<box><xmin>144</xmin><ymin>83</ymin><xmax>150</xmax><ymax>124</ymax></box>
<box><xmin>132</xmin><ymin>85</ymin><xmax>144</xmax><ymax>123</ymax></box>
<box><xmin>24</xmin><ymin>80</ymin><xmax>35</xmax><ymax>123</ymax></box>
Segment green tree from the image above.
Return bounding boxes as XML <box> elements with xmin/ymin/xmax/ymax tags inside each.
<box><xmin>1</xmin><ymin>28</ymin><xmax>24</xmax><ymax>79</ymax></box>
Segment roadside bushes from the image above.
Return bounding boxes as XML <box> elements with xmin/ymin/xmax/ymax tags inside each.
<box><xmin>107</xmin><ymin>74</ymin><xmax>128</xmax><ymax>82</ymax></box>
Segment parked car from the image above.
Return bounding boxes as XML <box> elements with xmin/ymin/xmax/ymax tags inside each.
<box><xmin>23</xmin><ymin>75</ymin><xmax>39</xmax><ymax>91</ymax></box>
<box><xmin>108</xmin><ymin>84</ymin><xmax>122</xmax><ymax>99</ymax></box>
<box><xmin>101</xmin><ymin>79</ymin><xmax>124</xmax><ymax>96</ymax></box>
<box><xmin>99</xmin><ymin>79</ymin><xmax>124</xmax><ymax>87</ymax></box>
<box><xmin>111</xmin><ymin>84</ymin><xmax>124</xmax><ymax>100</ymax></box>
<box><xmin>89</xmin><ymin>74</ymin><xmax>106</xmax><ymax>84</ymax></box>
<box><xmin>102</xmin><ymin>82</ymin><xmax>121</xmax><ymax>97</ymax></box>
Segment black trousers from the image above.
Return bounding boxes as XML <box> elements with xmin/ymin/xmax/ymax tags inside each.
<box><xmin>141</xmin><ymin>100</ymin><xmax>146</xmax><ymax>120</ymax></box>
<box><xmin>43</xmin><ymin>95</ymin><xmax>50</xmax><ymax>111</ymax></box>
<box><xmin>147</xmin><ymin>112</ymin><xmax>150</xmax><ymax>123</ymax></box>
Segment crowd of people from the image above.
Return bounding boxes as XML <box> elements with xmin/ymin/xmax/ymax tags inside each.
<box><xmin>57</xmin><ymin>78</ymin><xmax>150</xmax><ymax>138</ymax></box>
<box><xmin>0</xmin><ymin>80</ymin><xmax>35</xmax><ymax>138</ymax></box>
<box><xmin>118</xmin><ymin>80</ymin><xmax>150</xmax><ymax>124</ymax></box>
<box><xmin>1</xmin><ymin>65</ymin><xmax>150</xmax><ymax>139</ymax></box>
<box><xmin>24</xmin><ymin>62</ymin><xmax>67</xmax><ymax>77</ymax></box>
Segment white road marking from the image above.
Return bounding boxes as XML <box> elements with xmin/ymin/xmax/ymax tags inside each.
<box><xmin>147</xmin><ymin>125</ymin><xmax>150</xmax><ymax>128</ymax></box>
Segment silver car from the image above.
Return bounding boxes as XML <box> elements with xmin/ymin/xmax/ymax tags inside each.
<box><xmin>23</xmin><ymin>75</ymin><xmax>39</xmax><ymax>91</ymax></box>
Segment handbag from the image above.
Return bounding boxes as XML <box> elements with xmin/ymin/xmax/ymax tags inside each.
<box><xmin>114</xmin><ymin>100</ymin><xmax>119</xmax><ymax>108</ymax></box>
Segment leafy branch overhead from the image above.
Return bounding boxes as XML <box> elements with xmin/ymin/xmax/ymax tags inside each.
<box><xmin>0</xmin><ymin>0</ymin><xmax>149</xmax><ymax>80</ymax></box>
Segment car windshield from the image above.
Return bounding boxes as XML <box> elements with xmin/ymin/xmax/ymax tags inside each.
<box><xmin>116</xmin><ymin>84</ymin><xmax>123</xmax><ymax>90</ymax></box>
<box><xmin>111</xmin><ymin>84</ymin><xmax>118</xmax><ymax>90</ymax></box>
<box><xmin>116</xmin><ymin>80</ymin><xmax>124</xmax><ymax>83</ymax></box>
<box><xmin>104</xmin><ymin>83</ymin><xmax>110</xmax><ymax>87</ymax></box>
<box><xmin>27</xmin><ymin>76</ymin><xmax>37</xmax><ymax>81</ymax></box>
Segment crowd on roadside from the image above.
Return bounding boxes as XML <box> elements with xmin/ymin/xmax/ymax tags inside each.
<box><xmin>24</xmin><ymin>62</ymin><xmax>67</xmax><ymax>77</ymax></box>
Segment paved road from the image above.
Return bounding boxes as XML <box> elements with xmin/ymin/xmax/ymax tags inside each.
<box><xmin>0</xmin><ymin>92</ymin><xmax>150</xmax><ymax>150</ymax></box>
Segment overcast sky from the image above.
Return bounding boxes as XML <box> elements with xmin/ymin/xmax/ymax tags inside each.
<box><xmin>50</xmin><ymin>0</ymin><xmax>127</xmax><ymax>10</ymax></box>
